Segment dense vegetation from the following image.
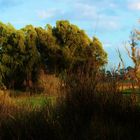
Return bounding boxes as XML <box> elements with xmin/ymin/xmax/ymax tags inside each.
<box><xmin>1</xmin><ymin>67</ymin><xmax>140</xmax><ymax>140</ymax></box>
<box><xmin>1</xmin><ymin>20</ymin><xmax>140</xmax><ymax>140</ymax></box>
<box><xmin>0</xmin><ymin>20</ymin><xmax>107</xmax><ymax>90</ymax></box>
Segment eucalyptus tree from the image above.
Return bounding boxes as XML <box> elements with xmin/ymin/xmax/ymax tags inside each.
<box><xmin>0</xmin><ymin>20</ymin><xmax>107</xmax><ymax>90</ymax></box>
<box><xmin>0</xmin><ymin>22</ymin><xmax>19</xmax><ymax>88</ymax></box>
<box><xmin>35</xmin><ymin>24</ymin><xmax>60</xmax><ymax>73</ymax></box>
<box><xmin>21</xmin><ymin>25</ymin><xmax>41</xmax><ymax>90</ymax></box>
<box><xmin>53</xmin><ymin>20</ymin><xmax>107</xmax><ymax>71</ymax></box>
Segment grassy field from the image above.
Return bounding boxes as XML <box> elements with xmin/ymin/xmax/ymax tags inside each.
<box><xmin>14</xmin><ymin>95</ymin><xmax>55</xmax><ymax>108</ymax></box>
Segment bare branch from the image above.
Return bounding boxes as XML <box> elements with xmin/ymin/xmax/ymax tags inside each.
<box><xmin>116</xmin><ymin>48</ymin><xmax>125</xmax><ymax>70</ymax></box>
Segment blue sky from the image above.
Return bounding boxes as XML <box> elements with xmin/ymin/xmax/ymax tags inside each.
<box><xmin>0</xmin><ymin>0</ymin><xmax>140</xmax><ymax>68</ymax></box>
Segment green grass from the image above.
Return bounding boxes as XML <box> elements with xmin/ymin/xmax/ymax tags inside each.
<box><xmin>122</xmin><ymin>88</ymin><xmax>140</xmax><ymax>94</ymax></box>
<box><xmin>121</xmin><ymin>88</ymin><xmax>140</xmax><ymax>106</ymax></box>
<box><xmin>13</xmin><ymin>95</ymin><xmax>55</xmax><ymax>108</ymax></box>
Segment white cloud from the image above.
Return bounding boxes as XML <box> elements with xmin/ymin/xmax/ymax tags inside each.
<box><xmin>74</xmin><ymin>2</ymin><xmax>121</xmax><ymax>31</ymax></box>
<box><xmin>75</xmin><ymin>3</ymin><xmax>98</xmax><ymax>19</ymax></box>
<box><xmin>103</xmin><ymin>42</ymin><xmax>112</xmax><ymax>48</ymax></box>
<box><xmin>37</xmin><ymin>9</ymin><xmax>60</xmax><ymax>19</ymax></box>
<box><xmin>128</xmin><ymin>1</ymin><xmax>140</xmax><ymax>10</ymax></box>
<box><xmin>104</xmin><ymin>21</ymin><xmax>120</xmax><ymax>30</ymax></box>
<box><xmin>91</xmin><ymin>15</ymin><xmax>121</xmax><ymax>33</ymax></box>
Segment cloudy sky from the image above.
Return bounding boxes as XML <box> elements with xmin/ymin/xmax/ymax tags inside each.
<box><xmin>0</xmin><ymin>0</ymin><xmax>140</xmax><ymax>68</ymax></box>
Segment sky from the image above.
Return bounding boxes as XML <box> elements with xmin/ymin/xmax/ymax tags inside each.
<box><xmin>0</xmin><ymin>0</ymin><xmax>140</xmax><ymax>68</ymax></box>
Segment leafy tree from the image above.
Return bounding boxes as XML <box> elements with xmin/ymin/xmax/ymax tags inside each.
<box><xmin>35</xmin><ymin>25</ymin><xmax>60</xmax><ymax>73</ymax></box>
<box><xmin>0</xmin><ymin>22</ymin><xmax>19</xmax><ymax>88</ymax></box>
<box><xmin>0</xmin><ymin>20</ymin><xmax>107</xmax><ymax>91</ymax></box>
<box><xmin>53</xmin><ymin>20</ymin><xmax>107</xmax><ymax>71</ymax></box>
<box><xmin>21</xmin><ymin>25</ymin><xmax>41</xmax><ymax>90</ymax></box>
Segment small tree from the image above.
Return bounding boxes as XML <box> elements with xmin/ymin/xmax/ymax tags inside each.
<box><xmin>125</xmin><ymin>31</ymin><xmax>140</xmax><ymax>89</ymax></box>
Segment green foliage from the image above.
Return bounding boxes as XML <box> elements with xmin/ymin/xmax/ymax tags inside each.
<box><xmin>0</xmin><ymin>20</ymin><xmax>107</xmax><ymax>90</ymax></box>
<box><xmin>52</xmin><ymin>20</ymin><xmax>107</xmax><ymax>71</ymax></box>
<box><xmin>21</xmin><ymin>25</ymin><xmax>41</xmax><ymax>89</ymax></box>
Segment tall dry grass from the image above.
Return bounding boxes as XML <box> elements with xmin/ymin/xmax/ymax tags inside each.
<box><xmin>1</xmin><ymin>66</ymin><xmax>140</xmax><ymax>140</ymax></box>
<box><xmin>0</xmin><ymin>90</ymin><xmax>59</xmax><ymax>140</ymax></box>
<box><xmin>55</xmin><ymin>66</ymin><xmax>140</xmax><ymax>140</ymax></box>
<box><xmin>37</xmin><ymin>69</ymin><xmax>61</xmax><ymax>96</ymax></box>
<box><xmin>0</xmin><ymin>90</ymin><xmax>17</xmax><ymax>119</ymax></box>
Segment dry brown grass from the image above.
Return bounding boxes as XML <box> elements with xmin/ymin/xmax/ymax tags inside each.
<box><xmin>118</xmin><ymin>82</ymin><xmax>138</xmax><ymax>90</ymax></box>
<box><xmin>1</xmin><ymin>71</ymin><xmax>140</xmax><ymax>140</ymax></box>
<box><xmin>0</xmin><ymin>90</ymin><xmax>17</xmax><ymax>119</ymax></box>
<box><xmin>38</xmin><ymin>70</ymin><xmax>61</xmax><ymax>96</ymax></box>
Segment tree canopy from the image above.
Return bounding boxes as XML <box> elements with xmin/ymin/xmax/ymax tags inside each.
<box><xmin>0</xmin><ymin>20</ymin><xmax>107</xmax><ymax>90</ymax></box>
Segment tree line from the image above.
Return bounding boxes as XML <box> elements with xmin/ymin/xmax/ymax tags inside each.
<box><xmin>0</xmin><ymin>20</ymin><xmax>107</xmax><ymax>90</ymax></box>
